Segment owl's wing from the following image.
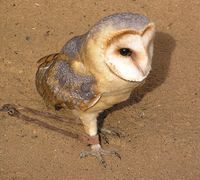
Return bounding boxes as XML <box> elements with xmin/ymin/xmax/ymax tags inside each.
<box><xmin>36</xmin><ymin>53</ymin><xmax>101</xmax><ymax>111</ymax></box>
<box><xmin>60</xmin><ymin>33</ymin><xmax>88</xmax><ymax>58</ymax></box>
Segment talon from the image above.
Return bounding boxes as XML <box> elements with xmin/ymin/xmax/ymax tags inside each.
<box><xmin>100</xmin><ymin>127</ymin><xmax>125</xmax><ymax>138</ymax></box>
<box><xmin>113</xmin><ymin>151</ymin><xmax>121</xmax><ymax>159</ymax></box>
<box><xmin>98</xmin><ymin>127</ymin><xmax>125</xmax><ymax>145</ymax></box>
<box><xmin>99</xmin><ymin>157</ymin><xmax>107</xmax><ymax>168</ymax></box>
<box><xmin>80</xmin><ymin>144</ymin><xmax>120</xmax><ymax>168</ymax></box>
<box><xmin>99</xmin><ymin>132</ymin><xmax>109</xmax><ymax>144</ymax></box>
<box><xmin>80</xmin><ymin>151</ymin><xmax>89</xmax><ymax>158</ymax></box>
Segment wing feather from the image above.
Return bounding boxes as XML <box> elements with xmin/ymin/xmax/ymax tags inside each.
<box><xmin>35</xmin><ymin>53</ymin><xmax>100</xmax><ymax>111</ymax></box>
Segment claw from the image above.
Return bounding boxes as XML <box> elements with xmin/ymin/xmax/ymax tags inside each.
<box><xmin>80</xmin><ymin>144</ymin><xmax>120</xmax><ymax>168</ymax></box>
<box><xmin>99</xmin><ymin>132</ymin><xmax>109</xmax><ymax>144</ymax></box>
<box><xmin>100</xmin><ymin>127</ymin><xmax>125</xmax><ymax>138</ymax></box>
<box><xmin>99</xmin><ymin>127</ymin><xmax>125</xmax><ymax>144</ymax></box>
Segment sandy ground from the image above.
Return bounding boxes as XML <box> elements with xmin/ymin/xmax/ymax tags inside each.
<box><xmin>0</xmin><ymin>0</ymin><xmax>200</xmax><ymax>179</ymax></box>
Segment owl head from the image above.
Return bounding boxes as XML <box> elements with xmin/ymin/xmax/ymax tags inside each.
<box><xmin>83</xmin><ymin>12</ymin><xmax>155</xmax><ymax>82</ymax></box>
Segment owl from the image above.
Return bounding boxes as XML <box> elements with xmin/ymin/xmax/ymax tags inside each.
<box><xmin>36</xmin><ymin>12</ymin><xmax>155</xmax><ymax>166</ymax></box>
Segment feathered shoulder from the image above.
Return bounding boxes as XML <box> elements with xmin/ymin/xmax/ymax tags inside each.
<box><xmin>36</xmin><ymin>53</ymin><xmax>101</xmax><ymax>111</ymax></box>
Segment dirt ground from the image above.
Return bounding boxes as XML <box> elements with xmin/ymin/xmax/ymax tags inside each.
<box><xmin>0</xmin><ymin>0</ymin><xmax>200</xmax><ymax>179</ymax></box>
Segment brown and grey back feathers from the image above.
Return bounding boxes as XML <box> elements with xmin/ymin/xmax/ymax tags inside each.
<box><xmin>36</xmin><ymin>54</ymin><xmax>99</xmax><ymax>111</ymax></box>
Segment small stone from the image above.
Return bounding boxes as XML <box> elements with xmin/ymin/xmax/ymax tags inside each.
<box><xmin>167</xmin><ymin>23</ymin><xmax>173</xmax><ymax>29</ymax></box>
<box><xmin>31</xmin><ymin>135</ymin><xmax>38</xmax><ymax>139</ymax></box>
<box><xmin>25</xmin><ymin>36</ymin><xmax>31</xmax><ymax>41</ymax></box>
<box><xmin>34</xmin><ymin>3</ymin><xmax>40</xmax><ymax>7</ymax></box>
<box><xmin>44</xmin><ymin>30</ymin><xmax>50</xmax><ymax>36</ymax></box>
<box><xmin>139</xmin><ymin>112</ymin><xmax>145</xmax><ymax>118</ymax></box>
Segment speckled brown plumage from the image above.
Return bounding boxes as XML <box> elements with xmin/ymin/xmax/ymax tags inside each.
<box><xmin>35</xmin><ymin>53</ymin><xmax>99</xmax><ymax>111</ymax></box>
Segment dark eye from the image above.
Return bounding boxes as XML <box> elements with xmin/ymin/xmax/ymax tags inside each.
<box><xmin>119</xmin><ymin>48</ymin><xmax>132</xmax><ymax>56</ymax></box>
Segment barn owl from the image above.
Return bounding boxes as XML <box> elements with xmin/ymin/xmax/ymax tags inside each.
<box><xmin>36</xmin><ymin>12</ymin><xmax>155</xmax><ymax>166</ymax></box>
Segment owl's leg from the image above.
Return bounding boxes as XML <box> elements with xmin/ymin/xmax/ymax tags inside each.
<box><xmin>79</xmin><ymin>112</ymin><xmax>121</xmax><ymax>167</ymax></box>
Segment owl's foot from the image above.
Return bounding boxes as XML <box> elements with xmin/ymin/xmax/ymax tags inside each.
<box><xmin>80</xmin><ymin>144</ymin><xmax>121</xmax><ymax>168</ymax></box>
<box><xmin>100</xmin><ymin>127</ymin><xmax>125</xmax><ymax>137</ymax></box>
<box><xmin>99</xmin><ymin>127</ymin><xmax>125</xmax><ymax>144</ymax></box>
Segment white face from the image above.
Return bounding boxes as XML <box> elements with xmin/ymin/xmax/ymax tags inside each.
<box><xmin>105</xmin><ymin>24</ymin><xmax>155</xmax><ymax>82</ymax></box>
